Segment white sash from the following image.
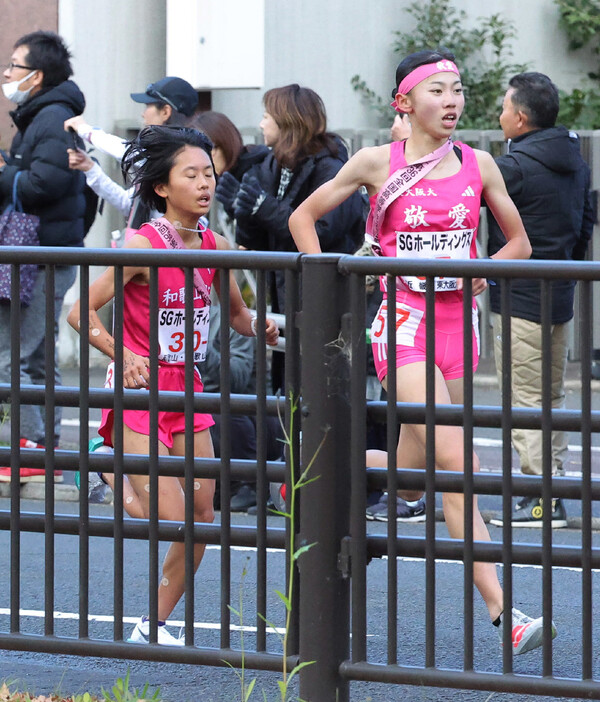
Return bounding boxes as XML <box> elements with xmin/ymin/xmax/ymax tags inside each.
<box><xmin>365</xmin><ymin>139</ymin><xmax>454</xmax><ymax>254</ymax></box>
<box><xmin>146</xmin><ymin>217</ymin><xmax>211</xmax><ymax>307</ymax></box>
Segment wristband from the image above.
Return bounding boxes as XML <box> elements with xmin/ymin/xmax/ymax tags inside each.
<box><xmin>250</xmin><ymin>316</ymin><xmax>257</xmax><ymax>337</ymax></box>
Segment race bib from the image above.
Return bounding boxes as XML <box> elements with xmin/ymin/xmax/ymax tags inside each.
<box><xmin>370</xmin><ymin>300</ymin><xmax>424</xmax><ymax>348</ymax></box>
<box><xmin>396</xmin><ymin>229</ymin><xmax>475</xmax><ymax>293</ymax></box>
<box><xmin>158</xmin><ymin>307</ymin><xmax>210</xmax><ymax>363</ymax></box>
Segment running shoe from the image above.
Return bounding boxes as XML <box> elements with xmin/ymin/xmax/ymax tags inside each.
<box><xmin>498</xmin><ymin>607</ymin><xmax>557</xmax><ymax>655</ymax></box>
<box><xmin>0</xmin><ymin>438</ymin><xmax>62</xmax><ymax>483</ymax></box>
<box><xmin>366</xmin><ymin>492</ymin><xmax>426</xmax><ymax>522</ymax></box>
<box><xmin>74</xmin><ymin>438</ymin><xmax>112</xmax><ymax>504</ymax></box>
<box><xmin>490</xmin><ymin>496</ymin><xmax>567</xmax><ymax>529</ymax></box>
<box><xmin>128</xmin><ymin>617</ymin><xmax>184</xmax><ymax>646</ymax></box>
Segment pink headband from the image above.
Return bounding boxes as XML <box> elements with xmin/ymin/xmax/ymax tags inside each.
<box><xmin>391</xmin><ymin>60</ymin><xmax>460</xmax><ymax>112</ymax></box>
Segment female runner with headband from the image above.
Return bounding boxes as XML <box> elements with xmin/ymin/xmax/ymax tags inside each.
<box><xmin>290</xmin><ymin>48</ymin><xmax>555</xmax><ymax>656</ymax></box>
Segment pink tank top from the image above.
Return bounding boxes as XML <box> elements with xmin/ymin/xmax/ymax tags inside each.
<box><xmin>372</xmin><ymin>140</ymin><xmax>482</xmax><ymax>303</ymax></box>
<box><xmin>122</xmin><ymin>223</ymin><xmax>217</xmax><ymax>364</ymax></box>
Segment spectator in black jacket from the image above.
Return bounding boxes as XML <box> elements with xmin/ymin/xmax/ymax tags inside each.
<box><xmin>0</xmin><ymin>31</ymin><xmax>86</xmax><ymax>484</ymax></box>
<box><xmin>215</xmin><ymin>84</ymin><xmax>366</xmax><ymax>391</ymax></box>
<box><xmin>200</xmin><ymin>302</ymin><xmax>283</xmax><ymax>512</ymax></box>
<box><xmin>487</xmin><ymin>72</ymin><xmax>594</xmax><ymax>529</ymax></box>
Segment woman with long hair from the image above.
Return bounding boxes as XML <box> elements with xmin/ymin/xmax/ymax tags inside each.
<box><xmin>215</xmin><ymin>85</ymin><xmax>366</xmax><ymax>391</ymax></box>
<box><xmin>216</xmin><ymin>85</ymin><xmax>365</xmax><ymax>308</ymax></box>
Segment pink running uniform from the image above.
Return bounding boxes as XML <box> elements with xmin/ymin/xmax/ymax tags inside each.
<box><xmin>99</xmin><ymin>222</ymin><xmax>217</xmax><ymax>448</ymax></box>
<box><xmin>371</xmin><ymin>140</ymin><xmax>482</xmax><ymax>381</ymax></box>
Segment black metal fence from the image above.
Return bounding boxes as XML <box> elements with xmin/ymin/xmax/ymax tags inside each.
<box><xmin>0</xmin><ymin>246</ymin><xmax>599</xmax><ymax>700</ymax></box>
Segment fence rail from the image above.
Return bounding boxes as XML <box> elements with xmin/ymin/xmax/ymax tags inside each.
<box><xmin>0</xmin><ymin>246</ymin><xmax>599</xmax><ymax>700</ymax></box>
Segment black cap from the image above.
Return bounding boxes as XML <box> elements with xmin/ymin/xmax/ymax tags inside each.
<box><xmin>130</xmin><ymin>76</ymin><xmax>199</xmax><ymax>117</ymax></box>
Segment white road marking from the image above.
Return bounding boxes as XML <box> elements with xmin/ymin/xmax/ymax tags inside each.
<box><xmin>61</xmin><ymin>419</ymin><xmax>100</xmax><ymax>428</ymax></box>
<box><xmin>0</xmin><ymin>607</ymin><xmax>285</xmax><ymax>635</ymax></box>
<box><xmin>61</xmin><ymin>419</ymin><xmax>599</xmax><ymax>455</ymax></box>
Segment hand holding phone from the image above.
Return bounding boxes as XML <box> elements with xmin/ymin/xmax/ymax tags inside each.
<box><xmin>67</xmin><ymin>126</ymin><xmax>83</xmax><ymax>152</ymax></box>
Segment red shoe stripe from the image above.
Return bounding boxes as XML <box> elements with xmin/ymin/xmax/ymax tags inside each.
<box><xmin>512</xmin><ymin>623</ymin><xmax>530</xmax><ymax>647</ymax></box>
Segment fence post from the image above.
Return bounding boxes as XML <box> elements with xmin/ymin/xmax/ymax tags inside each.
<box><xmin>298</xmin><ymin>255</ymin><xmax>351</xmax><ymax>702</ymax></box>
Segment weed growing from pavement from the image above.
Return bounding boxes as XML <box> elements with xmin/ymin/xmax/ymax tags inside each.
<box><xmin>0</xmin><ymin>668</ymin><xmax>162</xmax><ymax>701</ymax></box>
<box><xmin>100</xmin><ymin>668</ymin><xmax>161</xmax><ymax>702</ymax></box>
<box><xmin>226</xmin><ymin>392</ymin><xmax>328</xmax><ymax>701</ymax></box>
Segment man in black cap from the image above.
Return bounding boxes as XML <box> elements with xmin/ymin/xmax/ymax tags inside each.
<box><xmin>129</xmin><ymin>76</ymin><xmax>199</xmax><ymax>126</ymax></box>
<box><xmin>63</xmin><ymin>76</ymin><xmax>199</xmax><ymax>237</ymax></box>
<box><xmin>65</xmin><ymin>75</ymin><xmax>199</xmax><ymax>161</ymax></box>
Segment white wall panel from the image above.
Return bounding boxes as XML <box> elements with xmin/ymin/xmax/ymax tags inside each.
<box><xmin>166</xmin><ymin>0</ymin><xmax>264</xmax><ymax>89</ymax></box>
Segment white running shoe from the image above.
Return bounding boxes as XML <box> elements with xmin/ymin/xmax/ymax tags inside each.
<box><xmin>499</xmin><ymin>607</ymin><xmax>557</xmax><ymax>655</ymax></box>
<box><xmin>128</xmin><ymin>617</ymin><xmax>184</xmax><ymax>646</ymax></box>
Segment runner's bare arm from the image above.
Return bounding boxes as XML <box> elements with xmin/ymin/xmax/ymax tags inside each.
<box><xmin>67</xmin><ymin>236</ymin><xmax>151</xmax><ymax>381</ymax></box>
<box><xmin>476</xmin><ymin>150</ymin><xmax>532</xmax><ymax>260</ymax></box>
<box><xmin>289</xmin><ymin>146</ymin><xmax>387</xmax><ymax>253</ymax></box>
<box><xmin>213</xmin><ymin>233</ymin><xmax>279</xmax><ymax>346</ymax></box>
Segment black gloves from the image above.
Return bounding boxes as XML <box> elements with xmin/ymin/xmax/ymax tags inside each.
<box><xmin>215</xmin><ymin>171</ymin><xmax>241</xmax><ymax>214</ymax></box>
<box><xmin>233</xmin><ymin>173</ymin><xmax>266</xmax><ymax>219</ymax></box>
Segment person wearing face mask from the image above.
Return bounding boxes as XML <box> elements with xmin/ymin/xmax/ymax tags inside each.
<box><xmin>64</xmin><ymin>77</ymin><xmax>199</xmax><ymax>237</ymax></box>
<box><xmin>0</xmin><ymin>31</ymin><xmax>86</xmax><ymax>484</ymax></box>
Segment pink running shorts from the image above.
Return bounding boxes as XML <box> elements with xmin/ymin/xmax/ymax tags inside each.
<box><xmin>371</xmin><ymin>295</ymin><xmax>480</xmax><ymax>382</ymax></box>
<box><xmin>99</xmin><ymin>362</ymin><xmax>214</xmax><ymax>449</ymax></box>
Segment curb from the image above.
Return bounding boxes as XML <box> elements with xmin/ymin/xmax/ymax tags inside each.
<box><xmin>0</xmin><ymin>482</ymin><xmax>84</xmax><ymax>502</ymax></box>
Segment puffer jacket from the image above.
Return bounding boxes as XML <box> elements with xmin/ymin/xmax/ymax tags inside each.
<box><xmin>235</xmin><ymin>137</ymin><xmax>367</xmax><ymax>311</ymax></box>
<box><xmin>487</xmin><ymin>126</ymin><xmax>594</xmax><ymax>323</ymax></box>
<box><xmin>0</xmin><ymin>80</ymin><xmax>87</xmax><ymax>247</ymax></box>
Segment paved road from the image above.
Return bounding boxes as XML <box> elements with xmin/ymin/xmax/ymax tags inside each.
<box><xmin>0</xmin><ymin>496</ymin><xmax>599</xmax><ymax>701</ymax></box>
<box><xmin>1</xmin><ymin>362</ymin><xmax>599</xmax><ymax>699</ymax></box>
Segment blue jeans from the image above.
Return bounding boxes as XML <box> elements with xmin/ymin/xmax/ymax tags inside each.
<box><xmin>0</xmin><ymin>265</ymin><xmax>77</xmax><ymax>446</ymax></box>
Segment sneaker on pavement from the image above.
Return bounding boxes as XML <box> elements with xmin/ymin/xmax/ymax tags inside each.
<box><xmin>128</xmin><ymin>617</ymin><xmax>184</xmax><ymax>646</ymax></box>
<box><xmin>0</xmin><ymin>438</ymin><xmax>62</xmax><ymax>484</ymax></box>
<box><xmin>498</xmin><ymin>607</ymin><xmax>557</xmax><ymax>655</ymax></box>
<box><xmin>366</xmin><ymin>492</ymin><xmax>426</xmax><ymax>523</ymax></box>
<box><xmin>75</xmin><ymin>468</ymin><xmax>111</xmax><ymax>504</ymax></box>
<box><xmin>74</xmin><ymin>439</ymin><xmax>113</xmax><ymax>504</ymax></box>
<box><xmin>231</xmin><ymin>483</ymin><xmax>257</xmax><ymax>512</ymax></box>
<box><xmin>490</xmin><ymin>496</ymin><xmax>567</xmax><ymax>528</ymax></box>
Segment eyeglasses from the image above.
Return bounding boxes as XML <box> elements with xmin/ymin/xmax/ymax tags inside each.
<box><xmin>5</xmin><ymin>62</ymin><xmax>34</xmax><ymax>71</ymax></box>
<box><xmin>146</xmin><ymin>84</ymin><xmax>178</xmax><ymax>112</ymax></box>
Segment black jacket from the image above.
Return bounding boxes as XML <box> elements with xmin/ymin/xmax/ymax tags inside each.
<box><xmin>487</xmin><ymin>126</ymin><xmax>594</xmax><ymax>324</ymax></box>
<box><xmin>235</xmin><ymin>138</ymin><xmax>366</xmax><ymax>310</ymax></box>
<box><xmin>219</xmin><ymin>143</ymin><xmax>270</xmax><ymax>220</ymax></box>
<box><xmin>0</xmin><ymin>80</ymin><xmax>87</xmax><ymax>247</ymax></box>
<box><xmin>230</xmin><ymin>143</ymin><xmax>271</xmax><ymax>184</ymax></box>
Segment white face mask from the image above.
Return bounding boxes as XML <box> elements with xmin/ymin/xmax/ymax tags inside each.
<box><xmin>2</xmin><ymin>71</ymin><xmax>37</xmax><ymax>104</ymax></box>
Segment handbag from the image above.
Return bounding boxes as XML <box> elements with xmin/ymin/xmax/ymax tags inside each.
<box><xmin>0</xmin><ymin>171</ymin><xmax>40</xmax><ymax>306</ymax></box>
